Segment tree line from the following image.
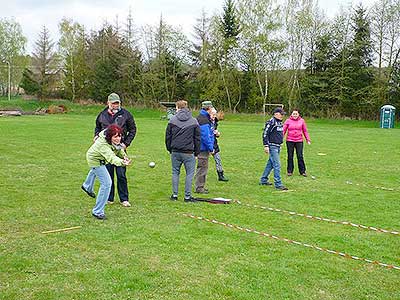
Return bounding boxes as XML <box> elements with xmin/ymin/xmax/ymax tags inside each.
<box><xmin>1</xmin><ymin>0</ymin><xmax>399</xmax><ymax>119</ymax></box>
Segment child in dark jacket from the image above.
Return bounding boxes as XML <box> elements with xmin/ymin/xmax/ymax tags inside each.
<box><xmin>259</xmin><ymin>107</ymin><xmax>288</xmax><ymax>190</ymax></box>
<box><xmin>211</xmin><ymin>109</ymin><xmax>228</xmax><ymax>182</ymax></box>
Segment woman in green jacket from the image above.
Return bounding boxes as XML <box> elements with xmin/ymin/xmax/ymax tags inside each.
<box><xmin>82</xmin><ymin>124</ymin><xmax>131</xmax><ymax>219</ymax></box>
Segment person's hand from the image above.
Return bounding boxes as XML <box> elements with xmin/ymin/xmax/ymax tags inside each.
<box><xmin>122</xmin><ymin>157</ymin><xmax>131</xmax><ymax>166</ymax></box>
<box><xmin>307</xmin><ymin>141</ymin><xmax>311</xmax><ymax>145</ymax></box>
<box><xmin>210</xmin><ymin>150</ymin><xmax>215</xmax><ymax>155</ymax></box>
<box><xmin>121</xmin><ymin>143</ymin><xmax>127</xmax><ymax>150</ymax></box>
<box><xmin>264</xmin><ymin>146</ymin><xmax>269</xmax><ymax>154</ymax></box>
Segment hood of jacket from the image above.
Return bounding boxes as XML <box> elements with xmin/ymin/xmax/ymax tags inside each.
<box><xmin>176</xmin><ymin>108</ymin><xmax>192</xmax><ymax>122</ymax></box>
<box><xmin>289</xmin><ymin>116</ymin><xmax>303</xmax><ymax>121</ymax></box>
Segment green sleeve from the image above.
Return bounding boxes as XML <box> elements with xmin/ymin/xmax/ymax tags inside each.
<box><xmin>102</xmin><ymin>146</ymin><xmax>124</xmax><ymax>166</ymax></box>
<box><xmin>115</xmin><ymin>148</ymin><xmax>127</xmax><ymax>159</ymax></box>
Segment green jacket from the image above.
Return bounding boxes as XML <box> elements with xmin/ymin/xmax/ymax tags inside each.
<box><xmin>86</xmin><ymin>130</ymin><xmax>127</xmax><ymax>167</ymax></box>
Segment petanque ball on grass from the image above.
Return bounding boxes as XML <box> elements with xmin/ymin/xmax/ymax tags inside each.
<box><xmin>311</xmin><ymin>175</ymin><xmax>316</xmax><ymax>180</ymax></box>
<box><xmin>149</xmin><ymin>161</ymin><xmax>156</xmax><ymax>168</ymax></box>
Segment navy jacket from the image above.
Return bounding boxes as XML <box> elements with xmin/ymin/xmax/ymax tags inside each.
<box><xmin>196</xmin><ymin>109</ymin><xmax>215</xmax><ymax>152</ymax></box>
<box><xmin>165</xmin><ymin>108</ymin><xmax>201</xmax><ymax>156</ymax></box>
<box><xmin>263</xmin><ymin>117</ymin><xmax>284</xmax><ymax>146</ymax></box>
<box><xmin>95</xmin><ymin>107</ymin><xmax>136</xmax><ymax>147</ymax></box>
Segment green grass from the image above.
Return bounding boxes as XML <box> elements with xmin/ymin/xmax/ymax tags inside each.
<box><xmin>0</xmin><ymin>99</ymin><xmax>399</xmax><ymax>299</ymax></box>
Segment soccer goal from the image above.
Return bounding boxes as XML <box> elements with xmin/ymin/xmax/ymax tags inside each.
<box><xmin>263</xmin><ymin>103</ymin><xmax>284</xmax><ymax>119</ymax></box>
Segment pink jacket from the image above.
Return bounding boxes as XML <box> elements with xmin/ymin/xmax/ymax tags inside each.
<box><xmin>283</xmin><ymin>116</ymin><xmax>311</xmax><ymax>143</ymax></box>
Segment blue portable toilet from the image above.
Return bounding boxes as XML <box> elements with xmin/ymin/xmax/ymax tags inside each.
<box><xmin>380</xmin><ymin>105</ymin><xmax>396</xmax><ymax>128</ymax></box>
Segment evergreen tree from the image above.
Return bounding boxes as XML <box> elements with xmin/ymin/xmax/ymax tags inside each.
<box><xmin>30</xmin><ymin>25</ymin><xmax>59</xmax><ymax>99</ymax></box>
<box><xmin>345</xmin><ymin>5</ymin><xmax>375</xmax><ymax>118</ymax></box>
<box><xmin>301</xmin><ymin>33</ymin><xmax>336</xmax><ymax>116</ymax></box>
<box><xmin>119</xmin><ymin>11</ymin><xmax>143</xmax><ymax>103</ymax></box>
<box><xmin>85</xmin><ymin>24</ymin><xmax>123</xmax><ymax>101</ymax></box>
<box><xmin>219</xmin><ymin>0</ymin><xmax>241</xmax><ymax>111</ymax></box>
<box><xmin>20</xmin><ymin>67</ymin><xmax>40</xmax><ymax>95</ymax></box>
<box><xmin>221</xmin><ymin>0</ymin><xmax>240</xmax><ymax>42</ymax></box>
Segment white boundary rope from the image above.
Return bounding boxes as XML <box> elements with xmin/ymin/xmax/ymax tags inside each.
<box><xmin>183</xmin><ymin>214</ymin><xmax>400</xmax><ymax>271</ymax></box>
<box><xmin>345</xmin><ymin>180</ymin><xmax>397</xmax><ymax>192</ymax></box>
<box><xmin>233</xmin><ymin>200</ymin><xmax>399</xmax><ymax>236</ymax></box>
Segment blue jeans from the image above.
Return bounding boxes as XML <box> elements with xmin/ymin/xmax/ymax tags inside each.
<box><xmin>260</xmin><ymin>145</ymin><xmax>283</xmax><ymax>188</ymax></box>
<box><xmin>83</xmin><ymin>165</ymin><xmax>112</xmax><ymax>216</ymax></box>
<box><xmin>171</xmin><ymin>152</ymin><xmax>196</xmax><ymax>199</ymax></box>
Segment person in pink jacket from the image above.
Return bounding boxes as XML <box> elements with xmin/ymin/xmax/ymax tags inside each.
<box><xmin>283</xmin><ymin>109</ymin><xmax>311</xmax><ymax>177</ymax></box>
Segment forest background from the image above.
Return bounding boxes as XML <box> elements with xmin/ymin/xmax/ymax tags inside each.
<box><xmin>0</xmin><ymin>0</ymin><xmax>399</xmax><ymax>119</ymax></box>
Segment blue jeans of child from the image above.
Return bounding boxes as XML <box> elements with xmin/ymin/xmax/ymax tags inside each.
<box><xmin>260</xmin><ymin>145</ymin><xmax>283</xmax><ymax>188</ymax></box>
<box><xmin>83</xmin><ymin>165</ymin><xmax>112</xmax><ymax>216</ymax></box>
<box><xmin>171</xmin><ymin>152</ymin><xmax>196</xmax><ymax>199</ymax></box>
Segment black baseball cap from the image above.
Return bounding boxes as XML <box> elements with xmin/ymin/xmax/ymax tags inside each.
<box><xmin>273</xmin><ymin>107</ymin><xmax>286</xmax><ymax>114</ymax></box>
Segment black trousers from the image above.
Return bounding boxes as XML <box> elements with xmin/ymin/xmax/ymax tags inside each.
<box><xmin>286</xmin><ymin>141</ymin><xmax>306</xmax><ymax>174</ymax></box>
<box><xmin>106</xmin><ymin>164</ymin><xmax>129</xmax><ymax>202</ymax></box>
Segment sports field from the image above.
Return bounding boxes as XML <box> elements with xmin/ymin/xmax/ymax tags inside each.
<box><xmin>0</xmin><ymin>100</ymin><xmax>399</xmax><ymax>299</ymax></box>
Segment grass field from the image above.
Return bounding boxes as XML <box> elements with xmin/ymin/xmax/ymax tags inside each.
<box><xmin>0</xmin><ymin>98</ymin><xmax>399</xmax><ymax>299</ymax></box>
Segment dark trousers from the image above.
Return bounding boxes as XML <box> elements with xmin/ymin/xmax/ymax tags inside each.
<box><xmin>195</xmin><ymin>152</ymin><xmax>210</xmax><ymax>191</ymax></box>
<box><xmin>286</xmin><ymin>141</ymin><xmax>306</xmax><ymax>174</ymax></box>
<box><xmin>106</xmin><ymin>164</ymin><xmax>129</xmax><ymax>202</ymax></box>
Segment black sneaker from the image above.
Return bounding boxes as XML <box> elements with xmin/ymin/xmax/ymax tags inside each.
<box><xmin>259</xmin><ymin>182</ymin><xmax>273</xmax><ymax>186</ymax></box>
<box><xmin>92</xmin><ymin>213</ymin><xmax>106</xmax><ymax>220</ymax></box>
<box><xmin>170</xmin><ymin>195</ymin><xmax>178</xmax><ymax>201</ymax></box>
<box><xmin>276</xmin><ymin>186</ymin><xmax>288</xmax><ymax>191</ymax></box>
<box><xmin>184</xmin><ymin>197</ymin><xmax>197</xmax><ymax>203</ymax></box>
<box><xmin>81</xmin><ymin>186</ymin><xmax>96</xmax><ymax>198</ymax></box>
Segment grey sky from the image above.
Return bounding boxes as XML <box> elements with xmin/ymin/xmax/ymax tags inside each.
<box><xmin>1</xmin><ymin>0</ymin><xmax>377</xmax><ymax>53</ymax></box>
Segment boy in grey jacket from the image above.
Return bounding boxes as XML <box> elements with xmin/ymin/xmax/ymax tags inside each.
<box><xmin>165</xmin><ymin>100</ymin><xmax>201</xmax><ymax>202</ymax></box>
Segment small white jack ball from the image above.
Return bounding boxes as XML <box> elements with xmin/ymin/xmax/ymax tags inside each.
<box><xmin>149</xmin><ymin>161</ymin><xmax>156</xmax><ymax>168</ymax></box>
<box><xmin>311</xmin><ymin>175</ymin><xmax>316</xmax><ymax>180</ymax></box>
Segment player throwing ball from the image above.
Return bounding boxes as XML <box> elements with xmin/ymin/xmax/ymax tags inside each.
<box><xmin>82</xmin><ymin>124</ymin><xmax>131</xmax><ymax>220</ymax></box>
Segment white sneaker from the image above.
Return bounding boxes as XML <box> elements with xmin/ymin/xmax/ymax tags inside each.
<box><xmin>107</xmin><ymin>201</ymin><xmax>114</xmax><ymax>205</ymax></box>
<box><xmin>121</xmin><ymin>201</ymin><xmax>131</xmax><ymax>207</ymax></box>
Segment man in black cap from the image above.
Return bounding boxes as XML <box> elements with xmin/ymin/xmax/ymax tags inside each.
<box><xmin>260</xmin><ymin>107</ymin><xmax>288</xmax><ymax>190</ymax></box>
<box><xmin>94</xmin><ymin>92</ymin><xmax>137</xmax><ymax>206</ymax></box>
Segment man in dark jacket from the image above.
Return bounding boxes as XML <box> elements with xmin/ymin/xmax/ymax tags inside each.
<box><xmin>94</xmin><ymin>92</ymin><xmax>137</xmax><ymax>206</ymax></box>
<box><xmin>194</xmin><ymin>101</ymin><xmax>215</xmax><ymax>194</ymax></box>
<box><xmin>260</xmin><ymin>107</ymin><xmax>288</xmax><ymax>190</ymax></box>
<box><xmin>165</xmin><ymin>100</ymin><xmax>200</xmax><ymax>202</ymax></box>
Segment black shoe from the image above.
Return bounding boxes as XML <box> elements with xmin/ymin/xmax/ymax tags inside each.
<box><xmin>170</xmin><ymin>195</ymin><xmax>178</xmax><ymax>201</ymax></box>
<box><xmin>259</xmin><ymin>182</ymin><xmax>273</xmax><ymax>186</ymax></box>
<box><xmin>217</xmin><ymin>171</ymin><xmax>229</xmax><ymax>182</ymax></box>
<box><xmin>81</xmin><ymin>186</ymin><xmax>96</xmax><ymax>198</ymax></box>
<box><xmin>184</xmin><ymin>197</ymin><xmax>197</xmax><ymax>203</ymax></box>
<box><xmin>276</xmin><ymin>186</ymin><xmax>288</xmax><ymax>191</ymax></box>
<box><xmin>92</xmin><ymin>213</ymin><xmax>106</xmax><ymax>220</ymax></box>
<box><xmin>195</xmin><ymin>188</ymin><xmax>209</xmax><ymax>194</ymax></box>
